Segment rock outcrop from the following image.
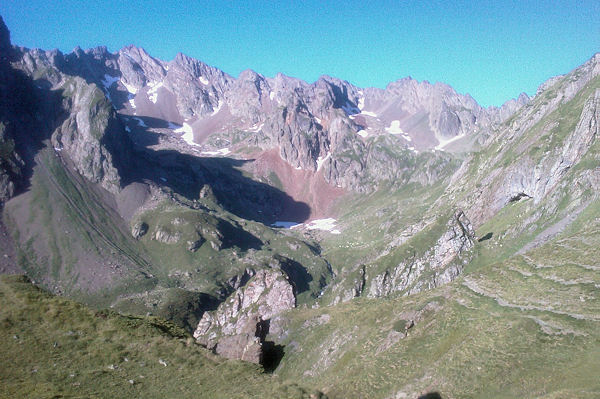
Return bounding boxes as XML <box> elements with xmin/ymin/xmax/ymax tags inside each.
<box><xmin>193</xmin><ymin>269</ymin><xmax>295</xmax><ymax>363</ymax></box>
<box><xmin>131</xmin><ymin>221</ymin><xmax>148</xmax><ymax>239</ymax></box>
<box><xmin>367</xmin><ymin>210</ymin><xmax>476</xmax><ymax>298</ymax></box>
<box><xmin>51</xmin><ymin>77</ymin><xmax>129</xmax><ymax>193</ymax></box>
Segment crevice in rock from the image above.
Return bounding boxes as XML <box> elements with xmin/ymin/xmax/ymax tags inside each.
<box><xmin>509</xmin><ymin>192</ymin><xmax>532</xmax><ymax>202</ymax></box>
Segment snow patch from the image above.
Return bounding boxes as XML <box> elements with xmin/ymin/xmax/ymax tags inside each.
<box><xmin>211</xmin><ymin>100</ymin><xmax>223</xmax><ymax>116</ymax></box>
<box><xmin>147</xmin><ymin>81</ymin><xmax>164</xmax><ymax>104</ymax></box>
<box><xmin>435</xmin><ymin>133</ymin><xmax>465</xmax><ymax>151</ymax></box>
<box><xmin>385</xmin><ymin>121</ymin><xmax>413</xmax><ymax>142</ymax></box>
<box><xmin>271</xmin><ymin>221</ymin><xmax>299</xmax><ymax>229</ymax></box>
<box><xmin>202</xmin><ymin>148</ymin><xmax>231</xmax><ymax>156</ymax></box>
<box><xmin>357</xmin><ymin>93</ymin><xmax>365</xmax><ymax>111</ymax></box>
<box><xmin>125</xmin><ymin>126</ymin><xmax>131</xmax><ymax>133</ymax></box>
<box><xmin>314</xmin><ymin>117</ymin><xmax>322</xmax><ymax>124</ymax></box>
<box><xmin>174</xmin><ymin>123</ymin><xmax>197</xmax><ymax>146</ymax></box>
<box><xmin>360</xmin><ymin>111</ymin><xmax>378</xmax><ymax>118</ymax></box>
<box><xmin>121</xmin><ymin>80</ymin><xmax>138</xmax><ymax>95</ymax></box>
<box><xmin>129</xmin><ymin>98</ymin><xmax>136</xmax><ymax>109</ymax></box>
<box><xmin>385</xmin><ymin>120</ymin><xmax>405</xmax><ymax>134</ymax></box>
<box><xmin>199</xmin><ymin>76</ymin><xmax>209</xmax><ymax>85</ymax></box>
<box><xmin>296</xmin><ymin>218</ymin><xmax>341</xmax><ymax>234</ymax></box>
<box><xmin>248</xmin><ymin>123</ymin><xmax>264</xmax><ymax>132</ymax></box>
<box><xmin>269</xmin><ymin>91</ymin><xmax>275</xmax><ymax>101</ymax></box>
<box><xmin>357</xmin><ymin>130</ymin><xmax>368</xmax><ymax>138</ymax></box>
<box><xmin>316</xmin><ymin>152</ymin><xmax>331</xmax><ymax>171</ymax></box>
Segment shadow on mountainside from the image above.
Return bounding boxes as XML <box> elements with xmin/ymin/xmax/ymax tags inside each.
<box><xmin>5</xmin><ymin>45</ymin><xmax>311</xmax><ymax>226</ymax></box>
<box><xmin>0</xmin><ymin>57</ymin><xmax>69</xmax><ymax>198</ymax></box>
<box><xmin>118</xmin><ymin>117</ymin><xmax>311</xmax><ymax>224</ymax></box>
<box><xmin>276</xmin><ymin>255</ymin><xmax>313</xmax><ymax>295</ymax></box>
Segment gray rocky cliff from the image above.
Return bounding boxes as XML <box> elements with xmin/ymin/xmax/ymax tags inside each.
<box><xmin>366</xmin><ymin>210</ymin><xmax>475</xmax><ymax>298</ymax></box>
<box><xmin>0</xmin><ymin>17</ymin><xmax>38</xmax><ymax>202</ymax></box>
<box><xmin>193</xmin><ymin>268</ymin><xmax>295</xmax><ymax>364</ymax></box>
<box><xmin>449</xmin><ymin>55</ymin><xmax>600</xmax><ymax>228</ymax></box>
<box><xmin>51</xmin><ymin>77</ymin><xmax>130</xmax><ymax>193</ymax></box>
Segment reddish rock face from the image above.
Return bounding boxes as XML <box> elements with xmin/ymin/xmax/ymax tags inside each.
<box><xmin>250</xmin><ymin>149</ymin><xmax>346</xmax><ymax>220</ymax></box>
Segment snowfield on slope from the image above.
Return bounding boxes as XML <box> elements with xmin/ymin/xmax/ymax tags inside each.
<box><xmin>292</xmin><ymin>218</ymin><xmax>341</xmax><ymax>234</ymax></box>
<box><xmin>174</xmin><ymin>123</ymin><xmax>197</xmax><ymax>146</ymax></box>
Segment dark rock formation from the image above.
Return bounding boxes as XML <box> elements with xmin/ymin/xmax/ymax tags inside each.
<box><xmin>131</xmin><ymin>221</ymin><xmax>148</xmax><ymax>239</ymax></box>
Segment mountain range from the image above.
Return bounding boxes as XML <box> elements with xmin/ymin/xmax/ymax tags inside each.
<box><xmin>1</xmin><ymin>15</ymin><xmax>599</xmax><ymax>398</ymax></box>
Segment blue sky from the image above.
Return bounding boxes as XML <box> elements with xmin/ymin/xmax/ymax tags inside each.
<box><xmin>1</xmin><ymin>1</ymin><xmax>598</xmax><ymax>106</ymax></box>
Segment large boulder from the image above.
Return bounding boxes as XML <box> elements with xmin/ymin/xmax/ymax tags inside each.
<box><xmin>193</xmin><ymin>268</ymin><xmax>295</xmax><ymax>364</ymax></box>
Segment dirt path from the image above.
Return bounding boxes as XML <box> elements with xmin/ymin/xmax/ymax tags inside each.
<box><xmin>516</xmin><ymin>202</ymin><xmax>588</xmax><ymax>255</ymax></box>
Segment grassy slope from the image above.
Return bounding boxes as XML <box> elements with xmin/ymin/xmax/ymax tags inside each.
<box><xmin>129</xmin><ymin>199</ymin><xmax>331</xmax><ymax>305</ymax></box>
<box><xmin>0</xmin><ymin>274</ymin><xmax>323</xmax><ymax>399</ymax></box>
<box><xmin>4</xmin><ymin>146</ymin><xmax>157</xmax><ymax>305</ymax></box>
<box><xmin>273</xmin><ymin>201</ymin><xmax>600</xmax><ymax>399</ymax></box>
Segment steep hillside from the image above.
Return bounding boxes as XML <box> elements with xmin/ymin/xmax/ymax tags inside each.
<box><xmin>262</xmin><ymin>52</ymin><xmax>600</xmax><ymax>398</ymax></box>
<box><xmin>0</xmin><ymin>274</ymin><xmax>324</xmax><ymax>399</ymax></box>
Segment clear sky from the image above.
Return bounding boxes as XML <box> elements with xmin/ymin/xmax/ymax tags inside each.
<box><xmin>1</xmin><ymin>1</ymin><xmax>598</xmax><ymax>106</ymax></box>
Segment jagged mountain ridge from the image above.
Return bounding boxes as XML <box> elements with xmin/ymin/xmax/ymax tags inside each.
<box><xmin>14</xmin><ymin>39</ymin><xmax>529</xmax><ymax>196</ymax></box>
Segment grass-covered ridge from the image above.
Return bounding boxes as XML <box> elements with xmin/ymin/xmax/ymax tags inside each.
<box><xmin>0</xmin><ymin>274</ymin><xmax>324</xmax><ymax>399</ymax></box>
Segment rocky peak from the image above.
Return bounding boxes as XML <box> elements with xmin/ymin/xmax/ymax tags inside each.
<box><xmin>172</xmin><ymin>52</ymin><xmax>223</xmax><ymax>80</ymax></box>
<box><xmin>118</xmin><ymin>45</ymin><xmax>167</xmax><ymax>89</ymax></box>
<box><xmin>315</xmin><ymin>75</ymin><xmax>359</xmax><ymax>108</ymax></box>
<box><xmin>488</xmin><ymin>92</ymin><xmax>531</xmax><ymax>124</ymax></box>
<box><xmin>227</xmin><ymin>69</ymin><xmax>271</xmax><ymax>122</ymax></box>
